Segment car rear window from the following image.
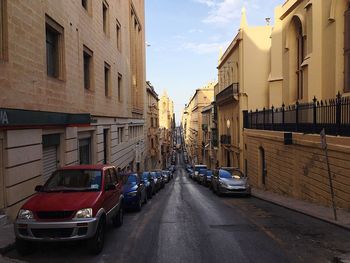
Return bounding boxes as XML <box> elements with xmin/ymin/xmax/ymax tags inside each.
<box><xmin>219</xmin><ymin>169</ymin><xmax>244</xmax><ymax>179</ymax></box>
<box><xmin>127</xmin><ymin>174</ymin><xmax>138</xmax><ymax>184</ymax></box>
<box><xmin>43</xmin><ymin>170</ymin><xmax>102</xmax><ymax>192</ymax></box>
<box><xmin>195</xmin><ymin>165</ymin><xmax>207</xmax><ymax>172</ymax></box>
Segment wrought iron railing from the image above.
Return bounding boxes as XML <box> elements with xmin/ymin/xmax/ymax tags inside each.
<box><xmin>243</xmin><ymin>93</ymin><xmax>350</xmax><ymax>136</ymax></box>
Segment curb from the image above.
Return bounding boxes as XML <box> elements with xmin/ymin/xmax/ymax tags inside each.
<box><xmin>251</xmin><ymin>191</ymin><xmax>350</xmax><ymax>232</ymax></box>
<box><xmin>0</xmin><ymin>242</ymin><xmax>16</xmax><ymax>255</ymax></box>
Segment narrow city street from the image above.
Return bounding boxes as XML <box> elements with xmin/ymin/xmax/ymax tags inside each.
<box><xmin>5</xmin><ymin>152</ymin><xmax>350</xmax><ymax>263</ymax></box>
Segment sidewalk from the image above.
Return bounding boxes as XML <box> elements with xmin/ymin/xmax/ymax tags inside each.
<box><xmin>252</xmin><ymin>188</ymin><xmax>350</xmax><ymax>231</ymax></box>
<box><xmin>0</xmin><ymin>223</ymin><xmax>15</xmax><ymax>255</ymax></box>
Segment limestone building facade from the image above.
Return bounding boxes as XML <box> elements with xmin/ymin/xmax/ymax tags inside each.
<box><xmin>144</xmin><ymin>81</ymin><xmax>160</xmax><ymax>170</ymax></box>
<box><xmin>183</xmin><ymin>82</ymin><xmax>215</xmax><ymax>165</ymax></box>
<box><xmin>244</xmin><ymin>0</ymin><xmax>350</xmax><ymax>210</ymax></box>
<box><xmin>216</xmin><ymin>8</ymin><xmax>272</xmax><ymax>170</ymax></box>
<box><xmin>0</xmin><ymin>0</ymin><xmax>146</xmax><ymax>219</ymax></box>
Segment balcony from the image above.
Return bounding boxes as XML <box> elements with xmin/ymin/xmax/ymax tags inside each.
<box><xmin>216</xmin><ymin>83</ymin><xmax>239</xmax><ymax>106</ymax></box>
<box><xmin>220</xmin><ymin>135</ymin><xmax>231</xmax><ymax>145</ymax></box>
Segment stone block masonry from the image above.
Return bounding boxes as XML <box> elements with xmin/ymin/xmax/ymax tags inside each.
<box><xmin>244</xmin><ymin>129</ymin><xmax>350</xmax><ymax>211</ymax></box>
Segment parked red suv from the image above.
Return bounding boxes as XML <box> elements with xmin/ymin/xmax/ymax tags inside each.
<box><xmin>14</xmin><ymin>164</ymin><xmax>124</xmax><ymax>255</ymax></box>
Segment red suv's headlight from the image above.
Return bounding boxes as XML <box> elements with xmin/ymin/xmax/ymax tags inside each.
<box><xmin>17</xmin><ymin>209</ymin><xmax>34</xmax><ymax>220</ymax></box>
<box><xmin>75</xmin><ymin>208</ymin><xmax>93</xmax><ymax>219</ymax></box>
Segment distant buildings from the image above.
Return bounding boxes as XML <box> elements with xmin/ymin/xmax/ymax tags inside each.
<box><xmin>159</xmin><ymin>91</ymin><xmax>175</xmax><ymax>168</ymax></box>
<box><xmin>182</xmin><ymin>82</ymin><xmax>215</xmax><ymax>165</ymax></box>
<box><xmin>183</xmin><ymin>0</ymin><xmax>350</xmax><ymax>211</ymax></box>
<box><xmin>145</xmin><ymin>81</ymin><xmax>160</xmax><ymax>170</ymax></box>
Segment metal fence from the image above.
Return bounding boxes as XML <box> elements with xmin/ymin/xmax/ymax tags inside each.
<box><xmin>243</xmin><ymin>93</ymin><xmax>350</xmax><ymax>136</ymax></box>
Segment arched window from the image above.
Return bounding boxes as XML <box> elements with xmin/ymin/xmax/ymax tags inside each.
<box><xmin>295</xmin><ymin>17</ymin><xmax>304</xmax><ymax>100</ymax></box>
<box><xmin>288</xmin><ymin>16</ymin><xmax>305</xmax><ymax>101</ymax></box>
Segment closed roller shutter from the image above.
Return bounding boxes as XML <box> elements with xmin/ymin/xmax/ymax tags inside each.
<box><xmin>43</xmin><ymin>146</ymin><xmax>57</xmax><ymax>183</ymax></box>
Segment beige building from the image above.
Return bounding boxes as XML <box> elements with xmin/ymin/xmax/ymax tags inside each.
<box><xmin>144</xmin><ymin>81</ymin><xmax>160</xmax><ymax>170</ymax></box>
<box><xmin>244</xmin><ymin>0</ymin><xmax>350</xmax><ymax>211</ymax></box>
<box><xmin>183</xmin><ymin>82</ymin><xmax>215</xmax><ymax>164</ymax></box>
<box><xmin>216</xmin><ymin>8</ymin><xmax>271</xmax><ymax>170</ymax></box>
<box><xmin>159</xmin><ymin>91</ymin><xmax>174</xmax><ymax>168</ymax></box>
<box><xmin>201</xmin><ymin>102</ymin><xmax>218</xmax><ymax>169</ymax></box>
<box><xmin>0</xmin><ymin>0</ymin><xmax>146</xmax><ymax>219</ymax></box>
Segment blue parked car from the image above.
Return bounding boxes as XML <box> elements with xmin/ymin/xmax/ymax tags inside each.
<box><xmin>141</xmin><ymin>171</ymin><xmax>155</xmax><ymax>199</ymax></box>
<box><xmin>123</xmin><ymin>173</ymin><xmax>147</xmax><ymax>211</ymax></box>
<box><xmin>204</xmin><ymin>170</ymin><xmax>213</xmax><ymax>187</ymax></box>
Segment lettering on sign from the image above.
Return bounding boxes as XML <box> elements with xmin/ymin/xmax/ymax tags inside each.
<box><xmin>0</xmin><ymin>111</ymin><xmax>9</xmax><ymax>125</ymax></box>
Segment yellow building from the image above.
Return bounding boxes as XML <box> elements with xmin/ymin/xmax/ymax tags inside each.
<box><xmin>244</xmin><ymin>0</ymin><xmax>350</xmax><ymax>211</ymax></box>
<box><xmin>0</xmin><ymin>0</ymin><xmax>146</xmax><ymax>219</ymax></box>
<box><xmin>159</xmin><ymin>91</ymin><xmax>174</xmax><ymax>168</ymax></box>
<box><xmin>201</xmin><ymin>102</ymin><xmax>218</xmax><ymax>169</ymax></box>
<box><xmin>145</xmin><ymin>81</ymin><xmax>160</xmax><ymax>170</ymax></box>
<box><xmin>216</xmin><ymin>8</ymin><xmax>272</xmax><ymax>170</ymax></box>
<box><xmin>183</xmin><ymin>82</ymin><xmax>215</xmax><ymax>164</ymax></box>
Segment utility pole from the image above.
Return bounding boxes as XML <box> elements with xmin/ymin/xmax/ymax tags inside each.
<box><xmin>320</xmin><ymin>129</ymin><xmax>337</xmax><ymax>221</ymax></box>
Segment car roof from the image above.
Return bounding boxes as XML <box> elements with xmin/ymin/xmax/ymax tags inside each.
<box><xmin>59</xmin><ymin>164</ymin><xmax>115</xmax><ymax>170</ymax></box>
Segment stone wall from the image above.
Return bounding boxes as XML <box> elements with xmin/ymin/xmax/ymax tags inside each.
<box><xmin>244</xmin><ymin>129</ymin><xmax>350</xmax><ymax>211</ymax></box>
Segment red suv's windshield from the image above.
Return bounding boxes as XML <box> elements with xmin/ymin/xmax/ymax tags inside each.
<box><xmin>43</xmin><ymin>170</ymin><xmax>102</xmax><ymax>192</ymax></box>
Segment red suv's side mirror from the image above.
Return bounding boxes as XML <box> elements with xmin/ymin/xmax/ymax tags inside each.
<box><xmin>35</xmin><ymin>185</ymin><xmax>43</xmax><ymax>192</ymax></box>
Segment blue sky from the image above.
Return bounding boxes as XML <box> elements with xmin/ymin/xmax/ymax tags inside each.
<box><xmin>145</xmin><ymin>0</ymin><xmax>285</xmax><ymax>123</ymax></box>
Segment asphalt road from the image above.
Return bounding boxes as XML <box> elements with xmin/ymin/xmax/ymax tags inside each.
<box><xmin>5</xmin><ymin>153</ymin><xmax>350</xmax><ymax>263</ymax></box>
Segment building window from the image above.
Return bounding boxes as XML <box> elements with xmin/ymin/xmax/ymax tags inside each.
<box><xmin>79</xmin><ymin>138</ymin><xmax>91</xmax><ymax>165</ymax></box>
<box><xmin>345</xmin><ymin>7</ymin><xmax>350</xmax><ymax>92</ymax></box>
<box><xmin>0</xmin><ymin>0</ymin><xmax>7</xmax><ymax>60</ymax></box>
<box><xmin>294</xmin><ymin>17</ymin><xmax>304</xmax><ymax>100</ymax></box>
<box><xmin>151</xmin><ymin>117</ymin><xmax>154</xmax><ymax>128</ymax></box>
<box><xmin>82</xmin><ymin>0</ymin><xmax>88</xmax><ymax>10</ymax></box>
<box><xmin>116</xmin><ymin>20</ymin><xmax>121</xmax><ymax>51</ymax></box>
<box><xmin>102</xmin><ymin>1</ymin><xmax>109</xmax><ymax>34</ymax></box>
<box><xmin>118</xmin><ymin>128</ymin><xmax>124</xmax><ymax>144</ymax></box>
<box><xmin>46</xmin><ymin>15</ymin><xmax>64</xmax><ymax>79</ymax></box>
<box><xmin>83</xmin><ymin>45</ymin><xmax>93</xmax><ymax>90</ymax></box>
<box><xmin>118</xmin><ymin>73</ymin><xmax>122</xmax><ymax>102</ymax></box>
<box><xmin>104</xmin><ymin>62</ymin><xmax>110</xmax><ymax>97</ymax></box>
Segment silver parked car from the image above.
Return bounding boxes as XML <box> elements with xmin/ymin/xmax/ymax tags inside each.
<box><xmin>211</xmin><ymin>167</ymin><xmax>251</xmax><ymax>196</ymax></box>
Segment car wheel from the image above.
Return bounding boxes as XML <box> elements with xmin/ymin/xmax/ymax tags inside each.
<box><xmin>16</xmin><ymin>238</ymin><xmax>34</xmax><ymax>256</ymax></box>
<box><xmin>113</xmin><ymin>206</ymin><xmax>123</xmax><ymax>228</ymax></box>
<box><xmin>88</xmin><ymin>217</ymin><xmax>106</xmax><ymax>254</ymax></box>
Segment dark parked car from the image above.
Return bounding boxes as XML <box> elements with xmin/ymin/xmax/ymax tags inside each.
<box><xmin>193</xmin><ymin>165</ymin><xmax>207</xmax><ymax>181</ymax></box>
<box><xmin>198</xmin><ymin>168</ymin><xmax>208</xmax><ymax>184</ymax></box>
<box><xmin>203</xmin><ymin>170</ymin><xmax>213</xmax><ymax>187</ymax></box>
<box><xmin>162</xmin><ymin>170</ymin><xmax>170</xmax><ymax>183</ymax></box>
<box><xmin>150</xmin><ymin>172</ymin><xmax>161</xmax><ymax>192</ymax></box>
<box><xmin>155</xmin><ymin>171</ymin><xmax>165</xmax><ymax>188</ymax></box>
<box><xmin>123</xmin><ymin>173</ymin><xmax>147</xmax><ymax>211</ymax></box>
<box><xmin>211</xmin><ymin>168</ymin><xmax>251</xmax><ymax>196</ymax></box>
<box><xmin>14</xmin><ymin>165</ymin><xmax>124</xmax><ymax>255</ymax></box>
<box><xmin>169</xmin><ymin>165</ymin><xmax>176</xmax><ymax>173</ymax></box>
<box><xmin>141</xmin><ymin>172</ymin><xmax>154</xmax><ymax>199</ymax></box>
